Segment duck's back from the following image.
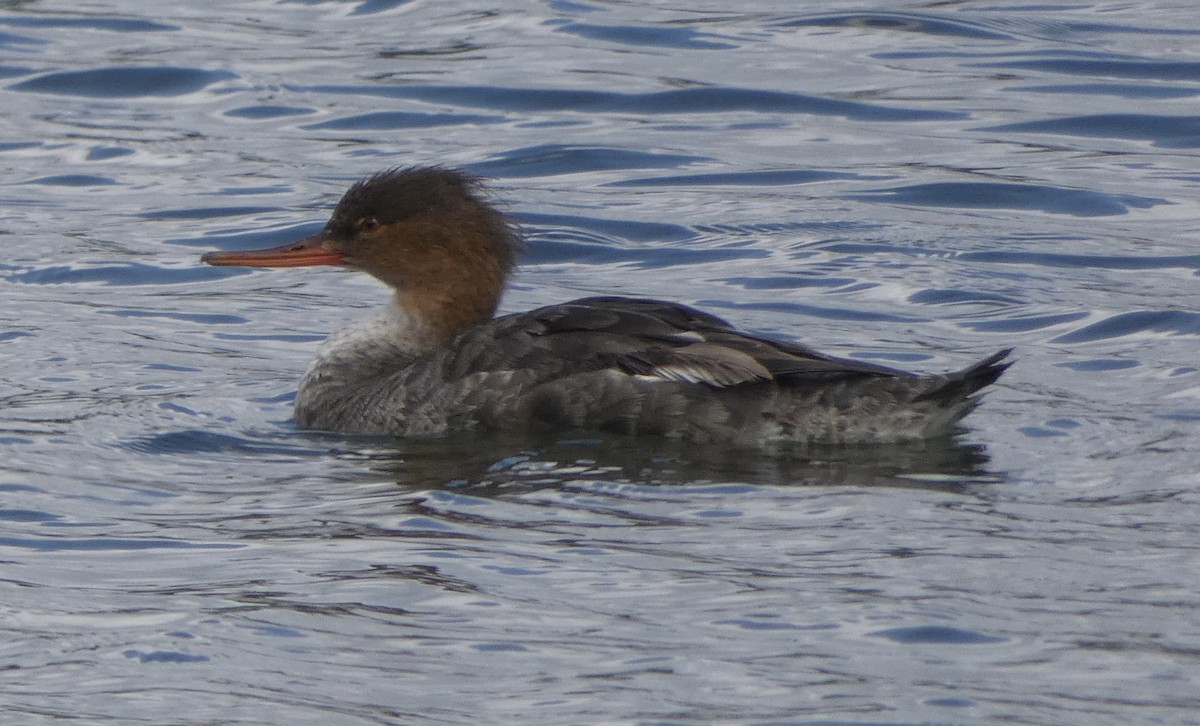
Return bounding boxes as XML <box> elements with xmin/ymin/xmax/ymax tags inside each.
<box><xmin>295</xmin><ymin>296</ymin><xmax>1010</xmax><ymax>444</ymax></box>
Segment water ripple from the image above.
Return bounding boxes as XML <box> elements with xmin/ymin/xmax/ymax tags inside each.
<box><xmin>984</xmin><ymin>114</ymin><xmax>1200</xmax><ymax>148</ymax></box>
<box><xmin>224</xmin><ymin>105</ymin><xmax>317</xmax><ymax>120</ymax></box>
<box><xmin>10</xmin><ymin>66</ymin><xmax>235</xmax><ymax>97</ymax></box>
<box><xmin>844</xmin><ymin>181</ymin><xmax>1166</xmax><ymax>216</ymax></box>
<box><xmin>24</xmin><ymin>174</ymin><xmax>119</xmax><ymax>187</ymax></box>
<box><xmin>961</xmin><ymin>251</ymin><xmax>1200</xmax><ymax>270</ymax></box>
<box><xmin>779</xmin><ymin>12</ymin><xmax>1015</xmax><ymax>41</ymax></box>
<box><xmin>606</xmin><ymin>169</ymin><xmax>875</xmax><ymax>187</ymax></box>
<box><xmin>871</xmin><ymin>625</ymin><xmax>1007</xmax><ymax>645</ymax></box>
<box><xmin>554</xmin><ymin>21</ymin><xmax>737</xmax><ymax>50</ymax></box>
<box><xmin>5</xmin><ymin>263</ymin><xmax>219</xmax><ymax>286</ymax></box>
<box><xmin>303</xmin><ymin>110</ymin><xmax>506</xmax><ymax>130</ymax></box>
<box><xmin>348</xmin><ymin>0</ymin><xmax>413</xmax><ymax>16</ymax></box>
<box><xmin>473</xmin><ymin>144</ymin><xmax>708</xmax><ymax>177</ymax></box>
<box><xmin>294</xmin><ymin>83</ymin><xmax>969</xmax><ymax>121</ymax></box>
<box><xmin>0</xmin><ymin>15</ymin><xmax>178</xmax><ymax>32</ymax></box>
<box><xmin>961</xmin><ymin>312</ymin><xmax>1089</xmax><ymax>333</ymax></box>
<box><xmin>976</xmin><ymin>57</ymin><xmax>1200</xmax><ymax>82</ymax></box>
<box><xmin>0</xmin><ymin>536</ymin><xmax>239</xmax><ymax>551</ymax></box>
<box><xmin>521</xmin><ymin>212</ymin><xmax>695</xmax><ymax>243</ymax></box>
<box><xmin>139</xmin><ymin>205</ymin><xmax>281</xmax><ymax>220</ymax></box>
<box><xmin>0</xmin><ymin>30</ymin><xmax>45</xmax><ymax>48</ymax></box>
<box><xmin>1053</xmin><ymin>310</ymin><xmax>1200</xmax><ymax>344</ymax></box>
<box><xmin>1008</xmin><ymin>83</ymin><xmax>1199</xmax><ymax>100</ymax></box>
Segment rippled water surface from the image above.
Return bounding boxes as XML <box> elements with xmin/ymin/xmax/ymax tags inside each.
<box><xmin>3</xmin><ymin>1</ymin><xmax>1200</xmax><ymax>723</ymax></box>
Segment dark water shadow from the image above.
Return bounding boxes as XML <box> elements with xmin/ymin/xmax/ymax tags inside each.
<box><xmin>323</xmin><ymin>429</ymin><xmax>1003</xmax><ymax>496</ymax></box>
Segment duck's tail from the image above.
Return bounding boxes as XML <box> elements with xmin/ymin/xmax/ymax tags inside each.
<box><xmin>919</xmin><ymin>348</ymin><xmax>1014</xmax><ymax>403</ymax></box>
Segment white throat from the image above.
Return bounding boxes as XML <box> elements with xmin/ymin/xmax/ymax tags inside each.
<box><xmin>302</xmin><ymin>294</ymin><xmax>439</xmax><ymax>383</ymax></box>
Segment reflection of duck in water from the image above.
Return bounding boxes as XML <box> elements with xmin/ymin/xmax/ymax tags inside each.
<box><xmin>370</xmin><ymin>432</ymin><xmax>1000</xmax><ymax>495</ymax></box>
<box><xmin>203</xmin><ymin>167</ymin><xmax>1010</xmax><ymax>445</ymax></box>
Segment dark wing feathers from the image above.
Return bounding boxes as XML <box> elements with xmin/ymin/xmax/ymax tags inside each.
<box><xmin>698</xmin><ymin>330</ymin><xmax>915</xmax><ymax>381</ymax></box>
<box><xmin>529</xmin><ymin>296</ymin><xmax>727</xmax><ymax>341</ymax></box>
<box><xmin>447</xmin><ymin>296</ymin><xmax>978</xmax><ymax>390</ymax></box>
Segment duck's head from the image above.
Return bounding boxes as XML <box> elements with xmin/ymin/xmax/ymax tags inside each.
<box><xmin>202</xmin><ymin>166</ymin><xmax>521</xmax><ymax>336</ymax></box>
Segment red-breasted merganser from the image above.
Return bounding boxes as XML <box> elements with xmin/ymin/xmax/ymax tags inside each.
<box><xmin>202</xmin><ymin>167</ymin><xmax>1010</xmax><ymax>445</ymax></box>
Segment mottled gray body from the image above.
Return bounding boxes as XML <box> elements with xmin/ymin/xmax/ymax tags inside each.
<box><xmin>296</xmin><ymin>296</ymin><xmax>1010</xmax><ymax>445</ymax></box>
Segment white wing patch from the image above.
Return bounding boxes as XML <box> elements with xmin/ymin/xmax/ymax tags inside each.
<box><xmin>638</xmin><ymin>343</ymin><xmax>773</xmax><ymax>388</ymax></box>
<box><xmin>666</xmin><ymin>330</ymin><xmax>707</xmax><ymax>343</ymax></box>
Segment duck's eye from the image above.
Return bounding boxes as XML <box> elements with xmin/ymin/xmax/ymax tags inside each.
<box><xmin>359</xmin><ymin>218</ymin><xmax>381</xmax><ymax>233</ymax></box>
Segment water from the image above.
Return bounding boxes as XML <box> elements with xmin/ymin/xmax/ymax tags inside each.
<box><xmin>2</xmin><ymin>1</ymin><xmax>1200</xmax><ymax>723</ymax></box>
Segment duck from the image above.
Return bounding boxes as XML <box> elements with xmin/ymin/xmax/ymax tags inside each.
<box><xmin>202</xmin><ymin>166</ymin><xmax>1010</xmax><ymax>445</ymax></box>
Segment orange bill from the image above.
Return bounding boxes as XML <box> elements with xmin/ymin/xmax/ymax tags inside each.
<box><xmin>201</xmin><ymin>232</ymin><xmax>345</xmax><ymax>267</ymax></box>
